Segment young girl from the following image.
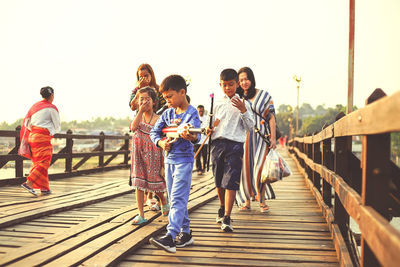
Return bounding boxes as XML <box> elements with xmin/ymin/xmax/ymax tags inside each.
<box><xmin>130</xmin><ymin>87</ymin><xmax>168</xmax><ymax>225</ymax></box>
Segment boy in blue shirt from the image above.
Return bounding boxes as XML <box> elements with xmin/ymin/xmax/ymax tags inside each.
<box><xmin>149</xmin><ymin>75</ymin><xmax>201</xmax><ymax>253</ymax></box>
<box><xmin>209</xmin><ymin>68</ymin><xmax>254</xmax><ymax>232</ymax></box>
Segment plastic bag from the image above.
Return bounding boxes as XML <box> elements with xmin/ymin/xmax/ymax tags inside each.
<box><xmin>279</xmin><ymin>154</ymin><xmax>291</xmax><ymax>178</ymax></box>
<box><xmin>261</xmin><ymin>149</ymin><xmax>291</xmax><ymax>183</ymax></box>
<box><xmin>18</xmin><ymin>129</ymin><xmax>32</xmax><ymax>159</ymax></box>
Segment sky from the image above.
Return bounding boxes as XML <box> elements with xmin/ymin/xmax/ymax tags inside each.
<box><xmin>1</xmin><ymin>0</ymin><xmax>399</xmax><ymax>123</ymax></box>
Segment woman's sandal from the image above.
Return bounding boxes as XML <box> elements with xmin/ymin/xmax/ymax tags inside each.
<box><xmin>239</xmin><ymin>205</ymin><xmax>251</xmax><ymax>211</ymax></box>
<box><xmin>161</xmin><ymin>203</ymin><xmax>170</xmax><ymax>216</ymax></box>
<box><xmin>131</xmin><ymin>215</ymin><xmax>148</xmax><ymax>225</ymax></box>
<box><xmin>260</xmin><ymin>205</ymin><xmax>270</xmax><ymax>213</ymax></box>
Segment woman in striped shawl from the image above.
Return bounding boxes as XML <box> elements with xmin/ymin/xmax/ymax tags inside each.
<box><xmin>19</xmin><ymin>86</ymin><xmax>60</xmax><ymax>196</ymax></box>
<box><xmin>235</xmin><ymin>67</ymin><xmax>277</xmax><ymax>213</ymax></box>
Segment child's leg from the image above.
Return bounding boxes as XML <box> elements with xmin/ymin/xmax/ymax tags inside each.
<box><xmin>155</xmin><ymin>191</ymin><xmax>167</xmax><ymax>206</ymax></box>
<box><xmin>211</xmin><ymin>141</ymin><xmax>225</xmax><ymax>207</ymax></box>
<box><xmin>166</xmin><ymin>163</ymin><xmax>193</xmax><ymax>238</ymax></box>
<box><xmin>217</xmin><ymin>187</ymin><xmax>225</xmax><ymax>206</ymax></box>
<box><xmin>136</xmin><ymin>189</ymin><xmax>145</xmax><ymax>218</ymax></box>
<box><xmin>224</xmin><ymin>189</ymin><xmax>236</xmax><ymax>217</ymax></box>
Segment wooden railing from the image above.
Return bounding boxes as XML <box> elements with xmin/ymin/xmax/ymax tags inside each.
<box><xmin>288</xmin><ymin>89</ymin><xmax>400</xmax><ymax>267</ymax></box>
<box><xmin>0</xmin><ymin>128</ymin><xmax>130</xmax><ymax>186</ymax></box>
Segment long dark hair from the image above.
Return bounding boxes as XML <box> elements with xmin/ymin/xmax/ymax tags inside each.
<box><xmin>236</xmin><ymin>67</ymin><xmax>256</xmax><ymax>100</ymax></box>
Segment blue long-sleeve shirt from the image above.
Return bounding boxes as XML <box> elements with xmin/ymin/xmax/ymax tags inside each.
<box><xmin>150</xmin><ymin>105</ymin><xmax>201</xmax><ymax>164</ymax></box>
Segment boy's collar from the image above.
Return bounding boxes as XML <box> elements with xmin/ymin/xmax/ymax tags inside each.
<box><xmin>223</xmin><ymin>93</ymin><xmax>239</xmax><ymax>99</ymax></box>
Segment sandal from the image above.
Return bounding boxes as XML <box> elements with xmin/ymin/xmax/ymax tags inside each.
<box><xmin>161</xmin><ymin>203</ymin><xmax>170</xmax><ymax>216</ymax></box>
<box><xmin>260</xmin><ymin>205</ymin><xmax>270</xmax><ymax>213</ymax></box>
<box><xmin>131</xmin><ymin>215</ymin><xmax>148</xmax><ymax>225</ymax></box>
<box><xmin>239</xmin><ymin>205</ymin><xmax>251</xmax><ymax>211</ymax></box>
<box><xmin>150</xmin><ymin>203</ymin><xmax>160</xmax><ymax>211</ymax></box>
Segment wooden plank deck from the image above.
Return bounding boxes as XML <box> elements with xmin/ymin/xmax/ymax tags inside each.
<box><xmin>0</xmin><ymin>149</ymin><xmax>340</xmax><ymax>266</ymax></box>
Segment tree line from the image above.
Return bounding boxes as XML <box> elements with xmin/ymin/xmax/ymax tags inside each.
<box><xmin>1</xmin><ymin>105</ymin><xmax>398</xmax><ymax>160</ymax></box>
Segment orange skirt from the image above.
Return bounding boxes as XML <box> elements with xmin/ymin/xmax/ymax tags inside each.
<box><xmin>27</xmin><ymin>126</ymin><xmax>53</xmax><ymax>190</ymax></box>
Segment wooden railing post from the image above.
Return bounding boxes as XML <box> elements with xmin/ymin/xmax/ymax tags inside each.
<box><xmin>333</xmin><ymin>112</ymin><xmax>352</xmax><ymax>256</ymax></box>
<box><xmin>321</xmin><ymin>138</ymin><xmax>333</xmax><ymax>207</ymax></box>
<box><xmin>15</xmin><ymin>126</ymin><xmax>23</xmax><ymax>178</ymax></box>
<box><xmin>312</xmin><ymin>137</ymin><xmax>321</xmax><ymax>192</ymax></box>
<box><xmin>360</xmin><ymin>89</ymin><xmax>390</xmax><ymax>267</ymax></box>
<box><xmin>65</xmin><ymin>129</ymin><xmax>73</xmax><ymax>173</ymax></box>
<box><xmin>306</xmin><ymin>139</ymin><xmax>313</xmax><ymax>183</ymax></box>
<box><xmin>99</xmin><ymin>131</ymin><xmax>105</xmax><ymax>169</ymax></box>
<box><xmin>124</xmin><ymin>133</ymin><xmax>129</xmax><ymax>165</ymax></box>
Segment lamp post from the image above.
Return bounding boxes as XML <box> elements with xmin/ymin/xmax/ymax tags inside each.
<box><xmin>287</xmin><ymin>105</ymin><xmax>293</xmax><ymax>141</ymax></box>
<box><xmin>288</xmin><ymin>117</ymin><xmax>293</xmax><ymax>141</ymax></box>
<box><xmin>293</xmin><ymin>75</ymin><xmax>301</xmax><ymax>136</ymax></box>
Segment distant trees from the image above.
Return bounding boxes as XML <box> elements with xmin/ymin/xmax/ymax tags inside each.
<box><xmin>275</xmin><ymin>103</ymin><xmax>352</xmax><ymax>136</ymax></box>
<box><xmin>0</xmin><ymin>117</ymin><xmax>132</xmax><ymax>134</ymax></box>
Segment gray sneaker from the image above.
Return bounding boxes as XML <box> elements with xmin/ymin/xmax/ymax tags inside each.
<box><xmin>221</xmin><ymin>216</ymin><xmax>233</xmax><ymax>232</ymax></box>
<box><xmin>216</xmin><ymin>206</ymin><xmax>225</xmax><ymax>223</ymax></box>
<box><xmin>176</xmin><ymin>230</ymin><xmax>194</xmax><ymax>248</ymax></box>
<box><xmin>149</xmin><ymin>234</ymin><xmax>176</xmax><ymax>253</ymax></box>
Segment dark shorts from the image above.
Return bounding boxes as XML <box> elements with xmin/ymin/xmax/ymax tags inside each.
<box><xmin>211</xmin><ymin>139</ymin><xmax>244</xmax><ymax>191</ymax></box>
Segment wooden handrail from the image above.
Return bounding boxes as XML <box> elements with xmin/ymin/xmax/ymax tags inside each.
<box><xmin>288</xmin><ymin>89</ymin><xmax>400</xmax><ymax>267</ymax></box>
<box><xmin>0</xmin><ymin>128</ymin><xmax>131</xmax><ymax>185</ymax></box>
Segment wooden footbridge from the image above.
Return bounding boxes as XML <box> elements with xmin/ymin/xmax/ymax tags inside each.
<box><xmin>0</xmin><ymin>150</ymin><xmax>340</xmax><ymax>266</ymax></box>
<box><xmin>0</xmin><ymin>89</ymin><xmax>399</xmax><ymax>266</ymax></box>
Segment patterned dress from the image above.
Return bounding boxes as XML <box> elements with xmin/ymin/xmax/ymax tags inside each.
<box><xmin>130</xmin><ymin>121</ymin><xmax>166</xmax><ymax>192</ymax></box>
<box><xmin>236</xmin><ymin>89</ymin><xmax>276</xmax><ymax>206</ymax></box>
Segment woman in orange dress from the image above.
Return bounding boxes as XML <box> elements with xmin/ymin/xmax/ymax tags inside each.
<box><xmin>20</xmin><ymin>86</ymin><xmax>60</xmax><ymax>196</ymax></box>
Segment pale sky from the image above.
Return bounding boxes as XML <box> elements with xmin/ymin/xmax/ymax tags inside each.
<box><xmin>1</xmin><ymin>0</ymin><xmax>399</xmax><ymax>123</ymax></box>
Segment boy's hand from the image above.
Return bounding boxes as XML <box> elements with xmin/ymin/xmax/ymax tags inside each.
<box><xmin>180</xmin><ymin>130</ymin><xmax>197</xmax><ymax>142</ymax></box>
<box><xmin>231</xmin><ymin>96</ymin><xmax>247</xmax><ymax>113</ymax></box>
<box><xmin>205</xmin><ymin>119</ymin><xmax>220</xmax><ymax>135</ymax></box>
<box><xmin>158</xmin><ymin>138</ymin><xmax>172</xmax><ymax>152</ymax></box>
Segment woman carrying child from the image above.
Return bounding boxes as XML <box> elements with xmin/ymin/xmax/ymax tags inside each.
<box><xmin>129</xmin><ymin>63</ymin><xmax>166</xmax><ymax>211</ymax></box>
<box><xmin>130</xmin><ymin>87</ymin><xmax>168</xmax><ymax>225</ymax></box>
<box><xmin>236</xmin><ymin>67</ymin><xmax>277</xmax><ymax>213</ymax></box>
<box><xmin>129</xmin><ymin>63</ymin><xmax>166</xmax><ymax>112</ymax></box>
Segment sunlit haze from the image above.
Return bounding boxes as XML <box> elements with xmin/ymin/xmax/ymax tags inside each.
<box><xmin>1</xmin><ymin>0</ymin><xmax>399</xmax><ymax>123</ymax></box>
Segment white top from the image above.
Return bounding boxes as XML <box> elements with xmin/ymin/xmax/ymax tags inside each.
<box><xmin>209</xmin><ymin>94</ymin><xmax>254</xmax><ymax>143</ymax></box>
<box><xmin>29</xmin><ymin>107</ymin><xmax>61</xmax><ymax>136</ymax></box>
<box><xmin>197</xmin><ymin>114</ymin><xmax>209</xmax><ymax>144</ymax></box>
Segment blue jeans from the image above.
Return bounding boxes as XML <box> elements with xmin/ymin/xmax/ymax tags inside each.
<box><xmin>165</xmin><ymin>162</ymin><xmax>193</xmax><ymax>239</ymax></box>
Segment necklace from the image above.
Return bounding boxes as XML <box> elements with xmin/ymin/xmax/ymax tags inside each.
<box><xmin>142</xmin><ymin>113</ymin><xmax>154</xmax><ymax>124</ymax></box>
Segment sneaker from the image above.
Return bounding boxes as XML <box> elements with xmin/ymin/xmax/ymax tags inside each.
<box><xmin>21</xmin><ymin>183</ymin><xmax>38</xmax><ymax>197</ymax></box>
<box><xmin>150</xmin><ymin>203</ymin><xmax>160</xmax><ymax>211</ymax></box>
<box><xmin>216</xmin><ymin>206</ymin><xmax>225</xmax><ymax>223</ymax></box>
<box><xmin>149</xmin><ymin>234</ymin><xmax>176</xmax><ymax>253</ymax></box>
<box><xmin>221</xmin><ymin>216</ymin><xmax>233</xmax><ymax>232</ymax></box>
<box><xmin>176</xmin><ymin>230</ymin><xmax>194</xmax><ymax>248</ymax></box>
<box><xmin>41</xmin><ymin>190</ymin><xmax>52</xmax><ymax>195</ymax></box>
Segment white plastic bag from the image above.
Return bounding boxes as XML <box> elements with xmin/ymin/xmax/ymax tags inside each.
<box><xmin>261</xmin><ymin>149</ymin><xmax>291</xmax><ymax>183</ymax></box>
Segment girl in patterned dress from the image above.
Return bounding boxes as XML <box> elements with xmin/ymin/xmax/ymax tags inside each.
<box><xmin>130</xmin><ymin>87</ymin><xmax>168</xmax><ymax>225</ymax></box>
<box><xmin>235</xmin><ymin>67</ymin><xmax>277</xmax><ymax>213</ymax></box>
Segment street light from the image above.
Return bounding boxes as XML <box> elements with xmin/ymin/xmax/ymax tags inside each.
<box><xmin>292</xmin><ymin>75</ymin><xmax>301</xmax><ymax>136</ymax></box>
